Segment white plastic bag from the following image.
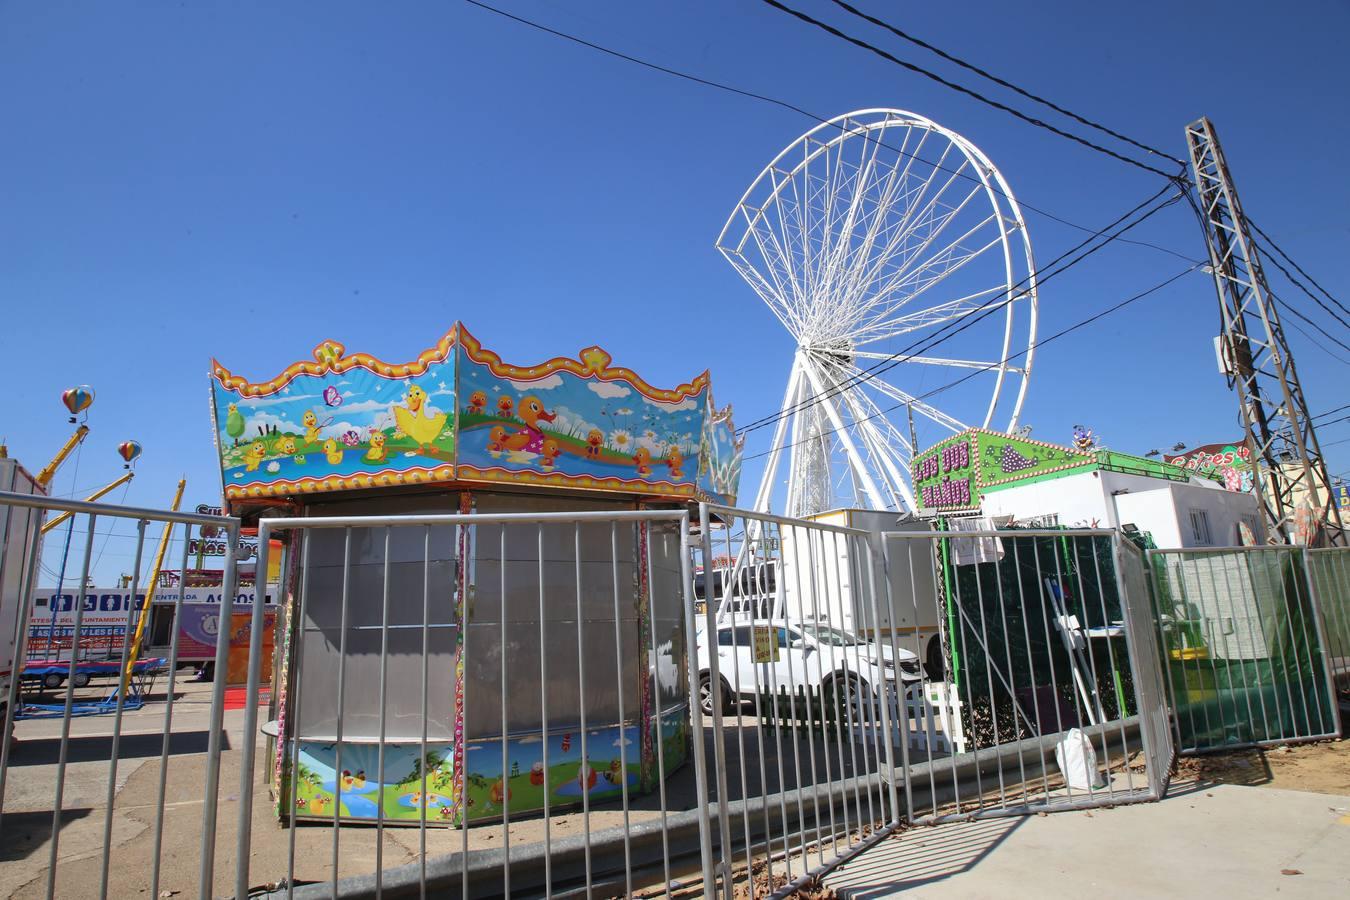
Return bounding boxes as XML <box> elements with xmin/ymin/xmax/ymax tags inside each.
<box><xmin>1055</xmin><ymin>728</ymin><xmax>1105</xmax><ymax>791</ymax></box>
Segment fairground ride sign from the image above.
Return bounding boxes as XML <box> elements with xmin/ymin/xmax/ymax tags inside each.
<box><xmin>1166</xmin><ymin>442</ymin><xmax>1253</xmax><ymax>492</ymax></box>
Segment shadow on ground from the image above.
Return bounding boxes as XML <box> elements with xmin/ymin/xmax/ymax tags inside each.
<box><xmin>828</xmin><ymin>817</ymin><xmax>1024</xmax><ymax>898</ymax></box>
<box><xmin>0</xmin><ymin>809</ymin><xmax>94</xmax><ymax>862</ymax></box>
<box><xmin>7</xmin><ymin>730</ymin><xmax>228</xmax><ymax>767</ymax></box>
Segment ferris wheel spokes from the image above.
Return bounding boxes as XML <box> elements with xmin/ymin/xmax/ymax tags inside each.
<box><xmin>718</xmin><ymin>109</ymin><xmax>1038</xmax><ymax>516</ymax></box>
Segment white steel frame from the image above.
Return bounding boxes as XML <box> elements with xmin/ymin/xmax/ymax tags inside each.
<box><xmin>718</xmin><ymin>109</ymin><xmax>1038</xmax><ymax>516</ymax></box>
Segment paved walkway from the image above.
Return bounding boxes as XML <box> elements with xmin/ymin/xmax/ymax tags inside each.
<box><xmin>826</xmin><ymin>782</ymin><xmax>1350</xmax><ymax>898</ymax></box>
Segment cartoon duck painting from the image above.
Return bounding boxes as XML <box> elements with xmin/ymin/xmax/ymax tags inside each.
<box><xmin>303</xmin><ymin>410</ymin><xmax>322</xmax><ymax>445</ymax></box>
<box><xmin>365</xmin><ymin>430</ymin><xmax>388</xmax><ymax>463</ymax></box>
<box><xmin>244</xmin><ymin>440</ymin><xmax>268</xmax><ymax>472</ymax></box>
<box><xmin>494</xmin><ymin>395</ymin><xmax>557</xmax><ymax>454</ymax></box>
<box><xmin>496</xmin><ymin>395</ymin><xmax>514</xmax><ymax>418</ymax></box>
<box><xmin>277</xmin><ymin>435</ymin><xmax>297</xmax><ymax>456</ymax></box>
<box><xmin>605</xmin><ymin>759</ymin><xmax>624</xmax><ymax>785</ymax></box>
<box><xmin>323</xmin><ymin>438</ymin><xmax>344</xmax><ymax>465</ymax></box>
<box><xmin>586</xmin><ymin>429</ymin><xmax>604</xmax><ymax>458</ymax></box>
<box><xmin>468</xmin><ymin>391</ymin><xmax>488</xmax><ymax>415</ymax></box>
<box><xmin>665</xmin><ymin>448</ymin><xmax>684</xmax><ymax>478</ymax></box>
<box><xmin>393</xmin><ymin>385</ymin><xmax>449</xmax><ymax>451</ymax></box>
<box><xmin>226</xmin><ymin>403</ymin><xmax>246</xmax><ymax>447</ymax></box>
<box><xmin>633</xmin><ymin>447</ymin><xmax>653</xmax><ymax>476</ymax></box>
<box><xmin>540</xmin><ymin>439</ymin><xmax>560</xmax><ymax>468</ymax></box>
<box><xmin>487</xmin><ymin>426</ymin><xmax>509</xmax><ymax>454</ymax></box>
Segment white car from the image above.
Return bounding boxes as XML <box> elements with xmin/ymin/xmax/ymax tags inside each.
<box><xmin>695</xmin><ymin>618</ymin><xmax>921</xmax><ymax>716</ymax></box>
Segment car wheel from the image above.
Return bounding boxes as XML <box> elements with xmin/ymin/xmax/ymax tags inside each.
<box><xmin>825</xmin><ymin>673</ymin><xmax>873</xmax><ymax>723</ymax></box>
<box><xmin>698</xmin><ymin>672</ymin><xmax>729</xmax><ymax>716</ymax></box>
<box><xmin>42</xmin><ymin>673</ymin><xmax>64</xmax><ymax>690</ymax></box>
<box><xmin>73</xmin><ymin>672</ymin><xmax>91</xmax><ymax>688</ymax></box>
<box><xmin>924</xmin><ymin>636</ymin><xmax>947</xmax><ymax>682</ymax></box>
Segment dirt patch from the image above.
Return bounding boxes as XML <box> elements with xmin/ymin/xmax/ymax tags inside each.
<box><xmin>1176</xmin><ymin>739</ymin><xmax>1350</xmax><ymax>796</ymax></box>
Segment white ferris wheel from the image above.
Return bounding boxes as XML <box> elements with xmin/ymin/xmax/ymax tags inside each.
<box><xmin>717</xmin><ymin>109</ymin><xmax>1039</xmax><ymax>516</ymax></box>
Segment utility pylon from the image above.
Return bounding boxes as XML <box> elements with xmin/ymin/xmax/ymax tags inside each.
<box><xmin>1185</xmin><ymin>117</ymin><xmax>1345</xmax><ymax>545</ymax></box>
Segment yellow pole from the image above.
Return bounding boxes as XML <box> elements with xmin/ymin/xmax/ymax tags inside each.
<box><xmin>36</xmin><ymin>424</ymin><xmax>90</xmax><ymax>487</ymax></box>
<box><xmin>41</xmin><ymin>471</ymin><xmax>135</xmax><ymax>535</ymax></box>
<box><xmin>122</xmin><ymin>478</ymin><xmax>186</xmax><ymax>689</ymax></box>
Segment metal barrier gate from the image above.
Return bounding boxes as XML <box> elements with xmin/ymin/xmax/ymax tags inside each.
<box><xmin>692</xmin><ymin>509</ymin><xmax>1175</xmax><ymax>897</ymax></box>
<box><xmin>1147</xmin><ymin>546</ymin><xmax>1342</xmax><ymax>753</ymax></box>
<box><xmin>0</xmin><ymin>490</ymin><xmax>1180</xmax><ymax>899</ymax></box>
<box><xmin>878</xmin><ymin>526</ymin><xmax>1173</xmax><ymax>825</ymax></box>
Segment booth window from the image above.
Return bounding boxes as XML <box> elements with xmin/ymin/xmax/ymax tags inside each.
<box><xmin>1189</xmin><ymin>508</ymin><xmax>1213</xmax><ymax>546</ymax></box>
<box><xmin>292</xmin><ymin>496</ymin><xmax>461</xmax><ymax>743</ymax></box>
<box><xmin>463</xmin><ymin>492</ymin><xmax>650</xmax><ymax>740</ymax></box>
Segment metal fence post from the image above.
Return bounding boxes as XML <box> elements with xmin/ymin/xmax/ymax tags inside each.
<box><xmin>1298</xmin><ymin>547</ymin><xmax>1344</xmax><ymax>737</ymax></box>
<box><xmin>697</xmin><ymin>503</ymin><xmax>735</xmax><ymax>899</ymax></box>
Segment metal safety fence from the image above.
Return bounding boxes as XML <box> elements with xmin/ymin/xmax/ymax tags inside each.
<box><xmin>0</xmin><ymin>490</ymin><xmax>1186</xmax><ymax>899</ymax></box>
<box><xmin>1147</xmin><ymin>546</ymin><xmax>1342</xmax><ymax>754</ymax></box>
<box><xmin>0</xmin><ymin>490</ymin><xmax>247</xmax><ymax>900</ymax></box>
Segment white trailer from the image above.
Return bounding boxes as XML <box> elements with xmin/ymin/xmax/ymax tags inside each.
<box><xmin>0</xmin><ymin>457</ymin><xmax>45</xmax><ymax>716</ymax></box>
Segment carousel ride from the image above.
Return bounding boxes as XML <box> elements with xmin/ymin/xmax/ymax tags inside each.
<box><xmin>209</xmin><ymin>323</ymin><xmax>742</xmax><ymax>825</ymax></box>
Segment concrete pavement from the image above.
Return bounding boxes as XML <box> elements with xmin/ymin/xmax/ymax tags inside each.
<box><xmin>826</xmin><ymin>782</ymin><xmax>1350</xmax><ymax>898</ymax></box>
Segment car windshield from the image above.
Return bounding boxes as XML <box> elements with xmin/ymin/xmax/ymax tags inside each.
<box><xmin>805</xmin><ymin>625</ymin><xmax>865</xmax><ymax>646</ymax></box>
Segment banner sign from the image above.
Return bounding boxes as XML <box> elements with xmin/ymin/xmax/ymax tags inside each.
<box><xmin>1166</xmin><ymin>442</ymin><xmax>1253</xmax><ymax>492</ymax></box>
<box><xmin>176</xmin><ymin>606</ymin><xmax>277</xmax><ymax>674</ymax></box>
<box><xmin>752</xmin><ymin>625</ymin><xmax>779</xmax><ymax>664</ymax></box>
<box><xmin>188</xmin><ymin>537</ymin><xmax>258</xmax><ymax>558</ymax></box>
<box><xmin>28</xmin><ymin>587</ymin><xmax>272</xmax><ymax>661</ymax></box>
<box><xmin>912</xmin><ymin>429</ymin><xmax>1095</xmax><ymax>511</ymax></box>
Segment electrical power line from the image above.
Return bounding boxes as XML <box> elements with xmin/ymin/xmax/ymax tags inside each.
<box><xmin>736</xmin><ymin>184</ymin><xmax>1184</xmax><ymax>435</ymax></box>
<box><xmin>1251</xmin><ymin>236</ymin><xmax>1350</xmax><ymax>331</ymax></box>
<box><xmin>744</xmin><ymin>262</ymin><xmax>1202</xmax><ymax>462</ymax></box>
<box><xmin>459</xmin><ymin>0</ymin><xmax>1199</xmax><ymax>264</ymax></box>
<box><xmin>1281</xmin><ymin>314</ymin><xmax>1350</xmax><ymax>367</ymax></box>
<box><xmin>1277</xmin><ymin>294</ymin><xmax>1350</xmax><ymax>355</ymax></box>
<box><xmin>758</xmin><ymin>0</ymin><xmax>1185</xmax><ymax>180</ymax></box>
<box><xmin>1314</xmin><ymin>402</ymin><xmax>1350</xmax><ymax>421</ymax></box>
<box><xmin>825</xmin><ymin>0</ymin><xmax>1184</xmax><ymax>166</ymax></box>
<box><xmin>1247</xmin><ymin>216</ymin><xmax>1350</xmax><ymax>319</ymax></box>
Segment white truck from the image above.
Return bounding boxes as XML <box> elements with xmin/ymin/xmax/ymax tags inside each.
<box><xmin>780</xmin><ymin>508</ymin><xmax>946</xmax><ymax>678</ymax></box>
<box><xmin>0</xmin><ymin>457</ymin><xmax>45</xmax><ymax>718</ymax></box>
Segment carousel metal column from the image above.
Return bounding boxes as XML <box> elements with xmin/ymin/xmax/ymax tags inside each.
<box><xmin>1185</xmin><ymin>117</ymin><xmax>1345</xmax><ymax>545</ymax></box>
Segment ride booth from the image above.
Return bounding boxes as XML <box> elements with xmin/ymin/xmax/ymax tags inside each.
<box><xmin>209</xmin><ymin>323</ymin><xmax>742</xmax><ymax>826</ymax></box>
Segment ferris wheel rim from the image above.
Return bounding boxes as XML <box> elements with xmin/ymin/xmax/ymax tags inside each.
<box><xmin>716</xmin><ymin>107</ymin><xmax>1038</xmax><ymax>435</ymax></box>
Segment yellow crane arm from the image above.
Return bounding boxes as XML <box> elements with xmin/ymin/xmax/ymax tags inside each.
<box><xmin>122</xmin><ymin>478</ymin><xmax>186</xmax><ymax>689</ymax></box>
<box><xmin>41</xmin><ymin>471</ymin><xmax>135</xmax><ymax>535</ymax></box>
<box><xmin>36</xmin><ymin>425</ymin><xmax>90</xmax><ymax>487</ymax></box>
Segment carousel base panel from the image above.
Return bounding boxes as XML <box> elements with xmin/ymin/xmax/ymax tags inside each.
<box><xmin>282</xmin><ymin>708</ymin><xmax>689</xmax><ymax>826</ymax></box>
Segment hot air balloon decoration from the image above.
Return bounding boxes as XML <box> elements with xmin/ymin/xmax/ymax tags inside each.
<box><xmin>62</xmin><ymin>386</ymin><xmax>95</xmax><ymax>423</ymax></box>
<box><xmin>118</xmin><ymin>440</ymin><xmax>143</xmax><ymax>469</ymax></box>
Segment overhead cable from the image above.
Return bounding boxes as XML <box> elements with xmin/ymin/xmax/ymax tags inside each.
<box><xmin>459</xmin><ymin>0</ymin><xmax>1198</xmax><ymax>263</ymax></box>
<box><xmin>757</xmin><ymin>0</ymin><xmax>1185</xmax><ymax>181</ymax></box>
<box><xmin>826</xmin><ymin>0</ymin><xmax>1184</xmax><ymax>166</ymax></box>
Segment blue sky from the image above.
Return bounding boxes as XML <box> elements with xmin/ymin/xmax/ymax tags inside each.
<box><xmin>2</xmin><ymin>1</ymin><xmax>1347</xmax><ymax>582</ymax></box>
